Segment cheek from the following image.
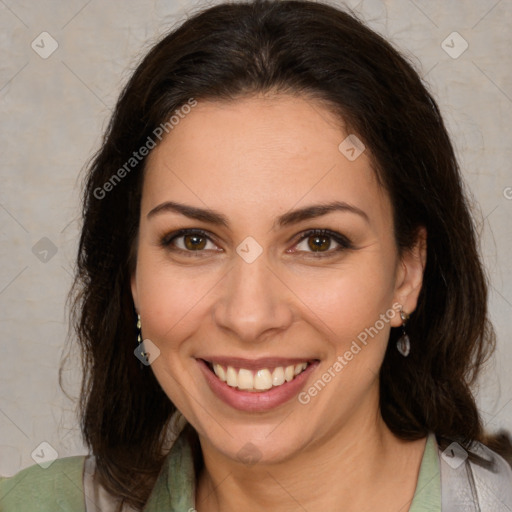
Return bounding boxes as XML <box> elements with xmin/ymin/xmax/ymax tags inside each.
<box><xmin>134</xmin><ymin>248</ymin><xmax>221</xmax><ymax>354</ymax></box>
<box><xmin>135</xmin><ymin>254</ymin><xmax>208</xmax><ymax>406</ymax></box>
<box><xmin>290</xmin><ymin>257</ymin><xmax>396</xmax><ymax>339</ymax></box>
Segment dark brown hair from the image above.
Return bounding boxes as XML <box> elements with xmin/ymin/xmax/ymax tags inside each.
<box><xmin>66</xmin><ymin>0</ymin><xmax>511</xmax><ymax>509</ymax></box>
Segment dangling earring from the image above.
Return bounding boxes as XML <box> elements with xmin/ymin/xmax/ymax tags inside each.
<box><xmin>396</xmin><ymin>309</ymin><xmax>411</xmax><ymax>357</ymax></box>
<box><xmin>135</xmin><ymin>313</ymin><xmax>146</xmax><ymax>366</ymax></box>
<box><xmin>136</xmin><ymin>313</ymin><xmax>142</xmax><ymax>343</ymax></box>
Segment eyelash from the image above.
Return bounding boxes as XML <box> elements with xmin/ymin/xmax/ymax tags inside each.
<box><xmin>159</xmin><ymin>228</ymin><xmax>354</xmax><ymax>258</ymax></box>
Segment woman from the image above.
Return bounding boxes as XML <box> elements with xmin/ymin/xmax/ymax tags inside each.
<box><xmin>1</xmin><ymin>0</ymin><xmax>511</xmax><ymax>510</ymax></box>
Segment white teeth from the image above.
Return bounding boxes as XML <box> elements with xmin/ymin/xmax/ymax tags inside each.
<box><xmin>272</xmin><ymin>366</ymin><xmax>285</xmax><ymax>386</ymax></box>
<box><xmin>226</xmin><ymin>366</ymin><xmax>238</xmax><ymax>387</ymax></box>
<box><xmin>211</xmin><ymin>362</ymin><xmax>310</xmax><ymax>391</ymax></box>
<box><xmin>237</xmin><ymin>369</ymin><xmax>254</xmax><ymax>390</ymax></box>
<box><xmin>294</xmin><ymin>363</ymin><xmax>307</xmax><ymax>375</ymax></box>
<box><xmin>213</xmin><ymin>363</ymin><xmax>226</xmax><ymax>382</ymax></box>
<box><xmin>284</xmin><ymin>365</ymin><xmax>295</xmax><ymax>382</ymax></box>
<box><xmin>254</xmin><ymin>369</ymin><xmax>273</xmax><ymax>390</ymax></box>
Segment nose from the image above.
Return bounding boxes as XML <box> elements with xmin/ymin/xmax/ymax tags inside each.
<box><xmin>212</xmin><ymin>253</ymin><xmax>294</xmax><ymax>344</ymax></box>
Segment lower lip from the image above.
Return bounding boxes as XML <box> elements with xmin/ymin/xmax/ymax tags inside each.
<box><xmin>197</xmin><ymin>359</ymin><xmax>319</xmax><ymax>412</ymax></box>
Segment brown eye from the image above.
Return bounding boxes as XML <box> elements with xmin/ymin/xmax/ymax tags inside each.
<box><xmin>160</xmin><ymin>229</ymin><xmax>219</xmax><ymax>254</ymax></box>
<box><xmin>183</xmin><ymin>233</ymin><xmax>207</xmax><ymax>250</ymax></box>
<box><xmin>293</xmin><ymin>229</ymin><xmax>353</xmax><ymax>256</ymax></box>
<box><xmin>307</xmin><ymin>234</ymin><xmax>331</xmax><ymax>252</ymax></box>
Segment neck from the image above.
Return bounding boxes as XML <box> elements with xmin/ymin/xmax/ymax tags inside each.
<box><xmin>194</xmin><ymin>405</ymin><xmax>427</xmax><ymax>512</ymax></box>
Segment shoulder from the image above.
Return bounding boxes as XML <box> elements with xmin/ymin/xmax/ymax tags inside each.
<box><xmin>468</xmin><ymin>440</ymin><xmax>512</xmax><ymax>503</ymax></box>
<box><xmin>437</xmin><ymin>437</ymin><xmax>512</xmax><ymax>510</ymax></box>
<box><xmin>0</xmin><ymin>456</ymin><xmax>87</xmax><ymax>511</ymax></box>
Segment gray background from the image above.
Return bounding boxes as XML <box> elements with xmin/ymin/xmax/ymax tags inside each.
<box><xmin>0</xmin><ymin>0</ymin><xmax>511</xmax><ymax>476</ymax></box>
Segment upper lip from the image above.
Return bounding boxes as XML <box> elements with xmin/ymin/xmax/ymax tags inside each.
<box><xmin>199</xmin><ymin>356</ymin><xmax>318</xmax><ymax>371</ymax></box>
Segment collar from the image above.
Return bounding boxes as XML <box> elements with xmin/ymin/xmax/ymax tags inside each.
<box><xmin>144</xmin><ymin>423</ymin><xmax>196</xmax><ymax>511</ymax></box>
<box><xmin>144</xmin><ymin>420</ymin><xmax>441</xmax><ymax>511</ymax></box>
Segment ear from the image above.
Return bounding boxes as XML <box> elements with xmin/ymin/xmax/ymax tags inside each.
<box><xmin>390</xmin><ymin>226</ymin><xmax>427</xmax><ymax>327</ymax></box>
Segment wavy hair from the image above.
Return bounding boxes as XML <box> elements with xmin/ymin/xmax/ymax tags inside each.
<box><xmin>66</xmin><ymin>0</ymin><xmax>511</xmax><ymax>509</ymax></box>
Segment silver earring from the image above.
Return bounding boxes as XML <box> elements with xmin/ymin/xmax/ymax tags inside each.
<box><xmin>136</xmin><ymin>313</ymin><xmax>142</xmax><ymax>342</ymax></box>
<box><xmin>396</xmin><ymin>309</ymin><xmax>411</xmax><ymax>357</ymax></box>
<box><xmin>135</xmin><ymin>313</ymin><xmax>146</xmax><ymax>366</ymax></box>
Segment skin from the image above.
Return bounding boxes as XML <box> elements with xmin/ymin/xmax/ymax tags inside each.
<box><xmin>131</xmin><ymin>93</ymin><xmax>428</xmax><ymax>512</ymax></box>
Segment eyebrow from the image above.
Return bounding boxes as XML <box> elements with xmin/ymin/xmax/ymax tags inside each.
<box><xmin>147</xmin><ymin>200</ymin><xmax>369</xmax><ymax>228</ymax></box>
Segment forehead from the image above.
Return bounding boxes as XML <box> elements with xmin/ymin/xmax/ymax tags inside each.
<box><xmin>142</xmin><ymin>94</ymin><xmax>391</xmax><ymax>227</ymax></box>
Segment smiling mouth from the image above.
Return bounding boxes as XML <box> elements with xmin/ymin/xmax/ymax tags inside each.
<box><xmin>203</xmin><ymin>360</ymin><xmax>316</xmax><ymax>392</ymax></box>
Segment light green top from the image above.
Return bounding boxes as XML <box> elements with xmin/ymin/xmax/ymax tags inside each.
<box><xmin>0</xmin><ymin>430</ymin><xmax>441</xmax><ymax>511</ymax></box>
<box><xmin>409</xmin><ymin>432</ymin><xmax>442</xmax><ymax>511</ymax></box>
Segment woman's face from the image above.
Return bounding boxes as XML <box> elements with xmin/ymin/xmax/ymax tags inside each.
<box><xmin>131</xmin><ymin>93</ymin><xmax>425</xmax><ymax>464</ymax></box>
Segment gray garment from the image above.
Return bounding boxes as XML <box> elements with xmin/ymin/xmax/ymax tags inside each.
<box><xmin>439</xmin><ymin>438</ymin><xmax>512</xmax><ymax>511</ymax></box>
